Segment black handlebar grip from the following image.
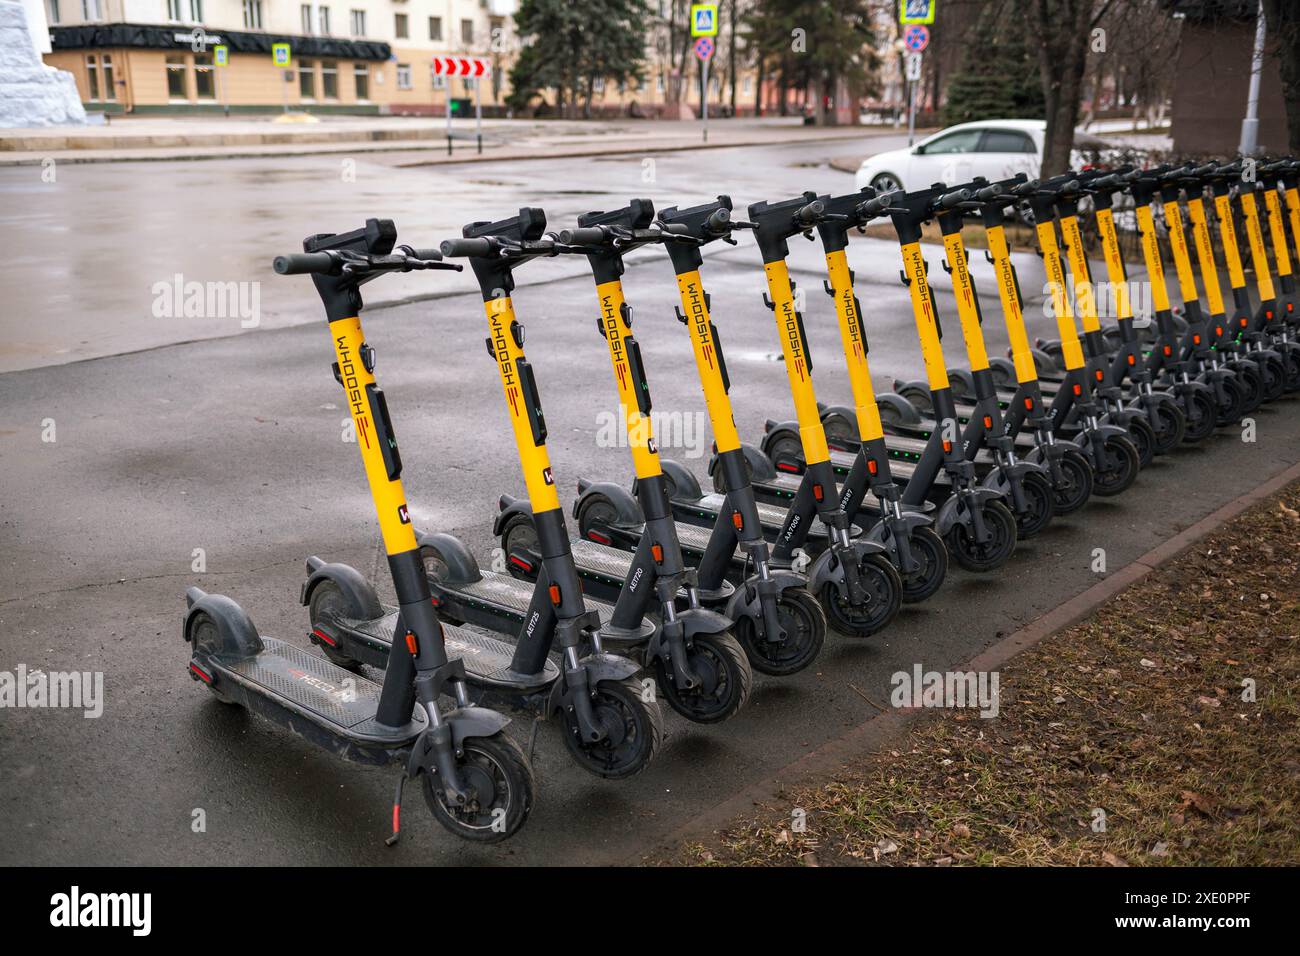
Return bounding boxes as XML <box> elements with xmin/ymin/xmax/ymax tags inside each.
<box><xmin>974</xmin><ymin>184</ymin><xmax>1001</xmax><ymax>202</ymax></box>
<box><xmin>557</xmin><ymin>226</ymin><xmax>607</xmax><ymax>245</ymax></box>
<box><xmin>795</xmin><ymin>200</ymin><xmax>825</xmax><ymax>225</ymax></box>
<box><xmin>703</xmin><ymin>208</ymin><xmax>731</xmax><ymax>234</ymax></box>
<box><xmin>440</xmin><ymin>237</ymin><xmax>494</xmax><ymax>258</ymax></box>
<box><xmin>400</xmin><ymin>247</ymin><xmax>444</xmax><ymax>262</ymax></box>
<box><xmin>1091</xmin><ymin>174</ymin><xmax>1121</xmax><ymax>190</ymax></box>
<box><xmin>273</xmin><ymin>252</ymin><xmax>335</xmax><ymax>275</ymax></box>
<box><xmin>938</xmin><ymin>188</ymin><xmax>973</xmax><ymax>209</ymax></box>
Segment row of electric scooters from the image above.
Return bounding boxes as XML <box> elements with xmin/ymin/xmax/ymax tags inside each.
<box><xmin>181</xmin><ymin>156</ymin><xmax>1300</xmax><ymax>844</ymax></box>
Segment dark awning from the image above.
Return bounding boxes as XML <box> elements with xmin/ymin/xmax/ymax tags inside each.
<box><xmin>50</xmin><ymin>23</ymin><xmax>392</xmax><ymax>61</ymax></box>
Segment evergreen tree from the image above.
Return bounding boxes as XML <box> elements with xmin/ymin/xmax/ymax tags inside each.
<box><xmin>941</xmin><ymin>9</ymin><xmax>1044</xmax><ymax>126</ymax></box>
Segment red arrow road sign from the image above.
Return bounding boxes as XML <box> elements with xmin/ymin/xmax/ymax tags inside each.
<box><xmin>432</xmin><ymin>56</ymin><xmax>490</xmax><ymax>77</ymax></box>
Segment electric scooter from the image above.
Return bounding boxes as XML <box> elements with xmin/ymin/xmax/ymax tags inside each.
<box><xmin>1249</xmin><ymin>162</ymin><xmax>1300</xmax><ymax>389</ymax></box>
<box><xmin>304</xmin><ymin>211</ymin><xmax>665</xmax><ymax>777</ymax></box>
<box><xmin>564</xmin><ymin>196</ymin><xmax>830</xmax><ymax>674</ymax></box>
<box><xmin>184</xmin><ymin>219</ymin><xmax>533</xmax><ymax>844</ymax></box>
<box><xmin>487</xmin><ymin>206</ymin><xmax>761</xmax><ymax>716</ymax></box>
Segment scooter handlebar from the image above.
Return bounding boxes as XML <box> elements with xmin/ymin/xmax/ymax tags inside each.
<box><xmin>937</xmin><ymin>187</ymin><xmax>973</xmax><ymax>209</ymax></box>
<box><xmin>398</xmin><ymin>246</ymin><xmax>444</xmax><ymax>262</ymax></box>
<box><xmin>704</xmin><ymin>207</ymin><xmax>731</xmax><ymax>235</ymax></box>
<box><xmin>794</xmin><ymin>199</ymin><xmax>825</xmax><ymax>225</ymax></box>
<box><xmin>440</xmin><ymin>237</ymin><xmax>496</xmax><ymax>258</ymax></box>
<box><xmin>557</xmin><ymin>226</ymin><xmax>607</xmax><ymax>246</ymax></box>
<box><xmin>273</xmin><ymin>252</ymin><xmax>336</xmax><ymax>275</ymax></box>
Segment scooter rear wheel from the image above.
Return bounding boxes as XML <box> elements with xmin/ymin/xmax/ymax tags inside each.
<box><xmin>307</xmin><ymin>580</ymin><xmax>362</xmax><ymax>670</ymax></box>
<box><xmin>654</xmin><ymin>630</ymin><xmax>752</xmax><ymax>722</ymax></box>
<box><xmin>819</xmin><ymin>553</ymin><xmax>902</xmax><ymax>638</ymax></box>
<box><xmin>900</xmin><ymin>524</ymin><xmax>948</xmax><ymax>603</ymax></box>
<box><xmin>1181</xmin><ymin>389</ymin><xmax>1217</xmax><ymax>443</ymax></box>
<box><xmin>1091</xmin><ymin>433</ymin><xmax>1140</xmax><ymax>497</ymax></box>
<box><xmin>734</xmin><ymin>586</ymin><xmax>827</xmax><ymax>675</ymax></box>
<box><xmin>423</xmin><ymin>732</ymin><xmax>534</xmax><ymax>843</ymax></box>
<box><xmin>944</xmin><ymin>499</ymin><xmax>1017</xmax><ymax>573</ymax></box>
<box><xmin>562</xmin><ymin>677</ymin><xmax>663</xmax><ymax>779</ymax></box>
<box><xmin>1050</xmin><ymin>449</ymin><xmax>1093</xmax><ymax>516</ymax></box>
<box><xmin>1012</xmin><ymin>470</ymin><xmax>1055</xmax><ymax>539</ymax></box>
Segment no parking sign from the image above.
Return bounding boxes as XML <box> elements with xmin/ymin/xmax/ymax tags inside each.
<box><xmin>904</xmin><ymin>25</ymin><xmax>929</xmax><ymax>52</ymax></box>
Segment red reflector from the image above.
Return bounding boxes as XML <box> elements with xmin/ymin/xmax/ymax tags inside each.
<box><xmin>189</xmin><ymin>663</ymin><xmax>212</xmax><ymax>684</ymax></box>
<box><xmin>776</xmin><ymin>462</ymin><xmax>799</xmax><ymax>472</ymax></box>
<box><xmin>1215</xmin><ymin>326</ymin><xmax>1223</xmax><ymax>336</ymax></box>
<box><xmin>1241</xmin><ymin>318</ymin><xmax>1248</xmax><ymax>327</ymax></box>
<box><xmin>1094</xmin><ymin>369</ymin><xmax>1103</xmax><ymax>381</ymax></box>
<box><xmin>1024</xmin><ymin>397</ymin><xmax>1034</xmax><ymax>410</ymax></box>
<box><xmin>1193</xmin><ymin>335</ymin><xmax>1201</xmax><ymax>345</ymax></box>
<box><xmin>1073</xmin><ymin>384</ymin><xmax>1083</xmax><ymax>396</ymax></box>
<box><xmin>588</xmin><ymin>531</ymin><xmax>611</xmax><ymax>545</ymax></box>
<box><xmin>429</xmin><ymin>596</ymin><xmax>440</xmax><ymax>607</ymax></box>
<box><xmin>549</xmin><ymin>584</ymin><xmax>561</xmax><ymax>605</ymax></box>
<box><xmin>509</xmin><ymin>554</ymin><xmax>533</xmax><ymax>571</ymax></box>
<box><xmin>867</xmin><ymin>459</ymin><xmax>878</xmax><ymax>475</ymax></box>
<box><xmin>1163</xmin><ymin>345</ymin><xmax>1172</xmax><ymax>356</ymax></box>
<box><xmin>1127</xmin><ymin>354</ymin><xmax>1136</xmax><ymax>365</ymax></box>
<box><xmin>312</xmin><ymin>627</ymin><xmax>337</xmax><ymax>647</ymax></box>
<box><xmin>983</xmin><ymin>416</ymin><xmax>993</xmax><ymax>429</ymax></box>
<box><xmin>1266</xmin><ymin>310</ymin><xmax>1273</xmax><ymax>319</ymax></box>
<box><xmin>405</xmin><ymin>632</ymin><xmax>419</xmax><ymax>655</ymax></box>
<box><xmin>731</xmin><ymin>512</ymin><xmax>744</xmax><ymax>531</ymax></box>
<box><xmin>1288</xmin><ymin>303</ymin><xmax>1294</xmax><ymax>313</ymax></box>
<box><xmin>651</xmin><ymin>544</ymin><xmax>664</xmax><ymax>562</ymax></box>
<box><xmin>813</xmin><ymin>484</ymin><xmax>824</xmax><ymax>501</ymax></box>
<box><xmin>942</xmin><ymin>440</ymin><xmax>952</xmax><ymax>453</ymax></box>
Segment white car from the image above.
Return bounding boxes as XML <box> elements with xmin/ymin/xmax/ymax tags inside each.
<box><xmin>854</xmin><ymin>119</ymin><xmax>1104</xmax><ymax>194</ymax></box>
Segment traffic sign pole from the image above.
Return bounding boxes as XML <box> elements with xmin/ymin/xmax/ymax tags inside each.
<box><xmin>475</xmin><ymin>77</ymin><xmax>483</xmax><ymax>155</ymax></box>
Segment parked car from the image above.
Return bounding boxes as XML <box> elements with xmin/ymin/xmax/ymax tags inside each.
<box><xmin>853</xmin><ymin>119</ymin><xmax>1110</xmax><ymax>194</ymax></box>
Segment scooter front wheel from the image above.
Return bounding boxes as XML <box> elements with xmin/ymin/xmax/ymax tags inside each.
<box><xmin>734</xmin><ymin>587</ymin><xmax>827</xmax><ymax>675</ymax></box>
<box><xmin>1259</xmin><ymin>354</ymin><xmax>1286</xmax><ymax>401</ymax></box>
<box><xmin>1050</xmin><ymin>449</ymin><xmax>1093</xmax><ymax>516</ymax></box>
<box><xmin>944</xmin><ymin>499</ymin><xmax>1017</xmax><ymax>573</ymax></box>
<box><xmin>1124</xmin><ymin>415</ymin><xmax>1156</xmax><ymax>468</ymax></box>
<box><xmin>422</xmin><ymin>732</ymin><xmax>534</xmax><ymax>843</ymax></box>
<box><xmin>563</xmin><ymin>677</ymin><xmax>663</xmax><ymax>779</ymax></box>
<box><xmin>1234</xmin><ymin>362</ymin><xmax>1265</xmax><ymax>412</ymax></box>
<box><xmin>1012</xmin><ymin>470</ymin><xmax>1055</xmax><ymax>539</ymax></box>
<box><xmin>819</xmin><ymin>553</ymin><xmax>903</xmax><ymax>638</ymax></box>
<box><xmin>1181</xmin><ymin>389</ymin><xmax>1217</xmax><ymax>443</ymax></box>
<box><xmin>1146</xmin><ymin>400</ymin><xmax>1186</xmax><ymax>454</ymax></box>
<box><xmin>1091</xmin><ymin>433</ymin><xmax>1140</xmax><ymax>497</ymax></box>
<box><xmin>655</xmin><ymin>630</ymin><xmax>752</xmax><ymax>722</ymax></box>
<box><xmin>900</xmin><ymin>524</ymin><xmax>948</xmax><ymax>603</ymax></box>
<box><xmin>1214</xmin><ymin>376</ymin><xmax>1245</xmax><ymax>427</ymax></box>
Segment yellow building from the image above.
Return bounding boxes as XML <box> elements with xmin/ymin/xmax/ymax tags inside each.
<box><xmin>42</xmin><ymin>0</ymin><xmax>516</xmax><ymax>114</ymax></box>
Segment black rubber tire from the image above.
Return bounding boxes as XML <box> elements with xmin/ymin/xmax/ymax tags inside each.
<box><xmin>1280</xmin><ymin>347</ymin><xmax>1300</xmax><ymax>393</ymax></box>
<box><xmin>1234</xmin><ymin>362</ymin><xmax>1265</xmax><ymax>413</ymax></box>
<box><xmin>418</xmin><ymin>544</ymin><xmax>464</xmax><ymax>626</ymax></box>
<box><xmin>1091</xmin><ymin>433</ymin><xmax>1140</xmax><ymax>497</ymax></box>
<box><xmin>500</xmin><ymin>515</ymin><xmax>540</xmax><ymax>582</ymax></box>
<box><xmin>819</xmin><ymin>553</ymin><xmax>903</xmax><ymax>638</ymax></box>
<box><xmin>821</xmin><ymin>411</ymin><xmax>857</xmax><ymax>447</ymax></box>
<box><xmin>1125</xmin><ymin>415</ymin><xmax>1156</xmax><ymax>469</ymax></box>
<box><xmin>307</xmin><ymin>580</ymin><xmax>362</xmax><ymax>670</ymax></box>
<box><xmin>944</xmin><ymin>498</ymin><xmax>1018</xmax><ymax>573</ymax></box>
<box><xmin>899</xmin><ymin>524</ymin><xmax>948</xmax><ymax>604</ymax></box>
<box><xmin>1011</xmin><ymin>470</ymin><xmax>1056</xmax><ymax>538</ymax></box>
<box><xmin>654</xmin><ymin>630</ymin><xmax>752</xmax><ymax>723</ymax></box>
<box><xmin>1213</xmin><ymin>375</ymin><xmax>1245</xmax><ymax>427</ymax></box>
<box><xmin>733</xmin><ymin>587</ymin><xmax>827</xmax><ymax>676</ymax></box>
<box><xmin>422</xmin><ymin>732</ymin><xmax>534</xmax><ymax>843</ymax></box>
<box><xmin>1147</xmin><ymin>400</ymin><xmax>1186</xmax><ymax>454</ymax></box>
<box><xmin>766</xmin><ymin>430</ymin><xmax>805</xmax><ymax>471</ymax></box>
<box><xmin>1181</xmin><ymin>388</ymin><xmax>1217</xmax><ymax>443</ymax></box>
<box><xmin>187</xmin><ymin>612</ymin><xmax>238</xmax><ymax>704</ymax></box>
<box><xmin>1259</xmin><ymin>354</ymin><xmax>1286</xmax><ymax>401</ymax></box>
<box><xmin>1050</xmin><ymin>449</ymin><xmax>1093</xmax><ymax>516</ymax></box>
<box><xmin>561</xmin><ymin>677</ymin><xmax>663</xmax><ymax>779</ymax></box>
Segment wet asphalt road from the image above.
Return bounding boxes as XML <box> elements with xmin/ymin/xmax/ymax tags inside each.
<box><xmin>2</xmin><ymin>137</ymin><xmax>1298</xmax><ymax>865</ymax></box>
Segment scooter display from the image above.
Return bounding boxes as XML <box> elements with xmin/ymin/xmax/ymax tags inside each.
<box><xmin>565</xmin><ymin>196</ymin><xmax>829</xmax><ymax>674</ymax></box>
<box><xmin>184</xmin><ymin>219</ymin><xmax>534</xmax><ymax>844</ymax></box>
<box><xmin>492</xmin><ymin>205</ymin><xmax>762</xmax><ymax>714</ymax></box>
<box><xmin>304</xmin><ymin>210</ymin><xmax>666</xmax><ymax>778</ymax></box>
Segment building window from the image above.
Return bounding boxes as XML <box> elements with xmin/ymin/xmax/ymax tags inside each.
<box><xmin>301</xmin><ymin>5</ymin><xmax>312</xmax><ymax>33</ymax></box>
<box><xmin>81</xmin><ymin>0</ymin><xmax>100</xmax><ymax>19</ymax></box>
<box><xmin>165</xmin><ymin>56</ymin><xmax>187</xmax><ymax>99</ymax></box>
<box><xmin>394</xmin><ymin>13</ymin><xmax>408</xmax><ymax>39</ymax></box>
<box><xmin>428</xmin><ymin>16</ymin><xmax>442</xmax><ymax>41</ymax></box>
<box><xmin>101</xmin><ymin>54</ymin><xmax>116</xmax><ymax>99</ymax></box>
<box><xmin>298</xmin><ymin>60</ymin><xmax>316</xmax><ymax>99</ymax></box>
<box><xmin>194</xmin><ymin>53</ymin><xmax>215</xmax><ymax>99</ymax></box>
<box><xmin>592</xmin><ymin>77</ymin><xmax>605</xmax><ymax>93</ymax></box>
<box><xmin>86</xmin><ymin>53</ymin><xmax>100</xmax><ymax>99</ymax></box>
<box><xmin>46</xmin><ymin>0</ymin><xmax>59</xmax><ymax>24</ymax></box>
<box><xmin>460</xmin><ymin>18</ymin><xmax>473</xmax><ymax>45</ymax></box>
<box><xmin>318</xmin><ymin>6</ymin><xmax>330</xmax><ymax>35</ymax></box>
<box><xmin>167</xmin><ymin>0</ymin><xmax>182</xmax><ymax>21</ymax></box>
<box><xmin>656</xmin><ymin>74</ymin><xmax>664</xmax><ymax>93</ymax></box>
<box><xmin>396</xmin><ymin>62</ymin><xmax>411</xmax><ymax>90</ymax></box>
<box><xmin>350</xmin><ymin>9</ymin><xmax>365</xmax><ymax>36</ymax></box>
<box><xmin>742</xmin><ymin>76</ymin><xmax>752</xmax><ymax>95</ymax></box>
<box><xmin>354</xmin><ymin>63</ymin><xmax>369</xmax><ymax>100</ymax></box>
<box><xmin>189</xmin><ymin>0</ymin><xmax>202</xmax><ymax>20</ymax></box>
<box><xmin>242</xmin><ymin>0</ymin><xmax>262</xmax><ymax>30</ymax></box>
<box><xmin>321</xmin><ymin>60</ymin><xmax>338</xmax><ymax>99</ymax></box>
<box><xmin>431</xmin><ymin>73</ymin><xmax>445</xmax><ymax>90</ymax></box>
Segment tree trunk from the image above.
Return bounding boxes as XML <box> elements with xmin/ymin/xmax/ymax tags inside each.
<box><xmin>728</xmin><ymin>0</ymin><xmax>737</xmax><ymax>114</ymax></box>
<box><xmin>755</xmin><ymin>55</ymin><xmax>765</xmax><ymax>116</ymax></box>
<box><xmin>1035</xmin><ymin>0</ymin><xmax>1095</xmax><ymax>177</ymax></box>
<box><xmin>1264</xmin><ymin>0</ymin><xmax>1300</xmax><ymax>153</ymax></box>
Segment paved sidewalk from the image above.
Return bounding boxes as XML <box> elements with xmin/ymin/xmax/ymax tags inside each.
<box><xmin>0</xmin><ymin>115</ymin><xmax>902</xmax><ymax>165</ymax></box>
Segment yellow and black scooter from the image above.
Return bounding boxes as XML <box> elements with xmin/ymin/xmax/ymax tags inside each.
<box><xmin>302</xmin><ymin>211</ymin><xmax>666</xmax><ymax>778</ymax></box>
<box><xmin>184</xmin><ymin>219</ymin><xmax>534</xmax><ymax>844</ymax></box>
<box><xmin>1254</xmin><ymin>161</ymin><xmax>1300</xmax><ymax>389</ymax></box>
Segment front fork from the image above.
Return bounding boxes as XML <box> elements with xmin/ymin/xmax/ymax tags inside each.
<box><xmin>808</xmin><ymin>458</ymin><xmax>870</xmax><ymax>604</ymax></box>
<box><xmin>714</xmin><ymin>449</ymin><xmax>788</xmax><ymax>646</ymax></box>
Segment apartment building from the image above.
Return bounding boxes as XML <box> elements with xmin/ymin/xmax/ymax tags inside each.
<box><xmin>42</xmin><ymin>0</ymin><xmax>516</xmax><ymax>114</ymax></box>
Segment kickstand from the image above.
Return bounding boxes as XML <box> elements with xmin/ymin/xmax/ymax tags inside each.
<box><xmin>384</xmin><ymin>773</ymin><xmax>406</xmax><ymax>847</ymax></box>
<box><xmin>526</xmin><ymin>716</ymin><xmax>543</xmax><ymax>762</ymax></box>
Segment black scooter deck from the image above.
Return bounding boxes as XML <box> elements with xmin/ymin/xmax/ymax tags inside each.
<box><xmin>452</xmin><ymin>570</ymin><xmax>624</xmax><ymax>632</ymax></box>
<box><xmin>671</xmin><ymin>492</ymin><xmax>831</xmax><ymax>540</ymax></box>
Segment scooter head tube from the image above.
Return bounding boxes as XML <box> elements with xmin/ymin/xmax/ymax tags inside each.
<box><xmin>968</xmin><ymin>172</ymin><xmax>1034</xmax><ymax>228</ymax></box>
<box><xmin>812</xmin><ymin>186</ymin><xmax>879</xmax><ymax>253</ymax></box>
<box><xmin>563</xmin><ymin>199</ymin><xmax>658</xmax><ymax>283</ymax></box>
<box><xmin>1125</xmin><ymin>165</ymin><xmax>1174</xmax><ymax>206</ymax></box>
<box><xmin>746</xmin><ymin>191</ymin><xmax>825</xmax><ymax>263</ymax></box>
<box><xmin>446</xmin><ymin>207</ymin><xmax>552</xmax><ymax>300</ymax></box>
<box><xmin>879</xmin><ymin>183</ymin><xmax>969</xmax><ymax>245</ymax></box>
<box><xmin>1025</xmin><ymin>173</ymin><xmax>1080</xmax><ymax>224</ymax></box>
<box><xmin>657</xmin><ymin>195</ymin><xmax>737</xmax><ymax>272</ymax></box>
<box><xmin>294</xmin><ymin>218</ymin><xmax>396</xmax><ymax>323</ymax></box>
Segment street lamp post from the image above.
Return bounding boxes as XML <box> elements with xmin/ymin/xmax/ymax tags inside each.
<box><xmin>1238</xmin><ymin>0</ymin><xmax>1266</xmax><ymax>157</ymax></box>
